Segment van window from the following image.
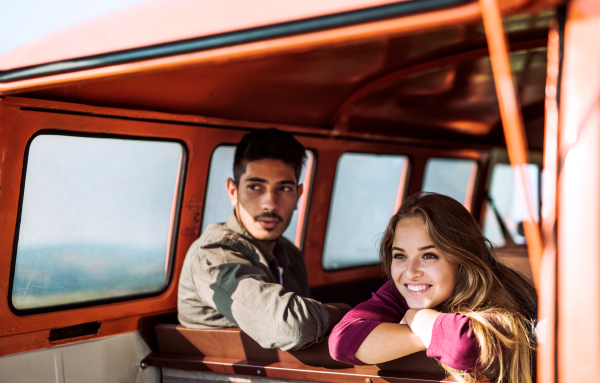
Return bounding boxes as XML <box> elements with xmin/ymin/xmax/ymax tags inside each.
<box><xmin>202</xmin><ymin>146</ymin><xmax>314</xmax><ymax>247</ymax></box>
<box><xmin>483</xmin><ymin>163</ymin><xmax>540</xmax><ymax>247</ymax></box>
<box><xmin>422</xmin><ymin>158</ymin><xmax>477</xmax><ymax>208</ymax></box>
<box><xmin>322</xmin><ymin>153</ymin><xmax>408</xmax><ymax>270</ymax></box>
<box><xmin>11</xmin><ymin>134</ymin><xmax>184</xmax><ymax>311</ymax></box>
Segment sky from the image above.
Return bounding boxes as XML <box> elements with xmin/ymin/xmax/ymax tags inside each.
<box><xmin>0</xmin><ymin>0</ymin><xmax>147</xmax><ymax>56</ymax></box>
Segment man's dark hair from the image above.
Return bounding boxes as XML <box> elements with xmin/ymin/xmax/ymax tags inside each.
<box><xmin>233</xmin><ymin>128</ymin><xmax>306</xmax><ymax>184</ymax></box>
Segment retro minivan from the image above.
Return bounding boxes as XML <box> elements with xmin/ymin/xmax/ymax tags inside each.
<box><xmin>0</xmin><ymin>0</ymin><xmax>596</xmax><ymax>382</ymax></box>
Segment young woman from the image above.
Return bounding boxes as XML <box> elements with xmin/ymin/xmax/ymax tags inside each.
<box><xmin>329</xmin><ymin>192</ymin><xmax>537</xmax><ymax>383</ymax></box>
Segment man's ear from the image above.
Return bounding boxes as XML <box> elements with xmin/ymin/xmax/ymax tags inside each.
<box><xmin>226</xmin><ymin>178</ymin><xmax>238</xmax><ymax>207</ymax></box>
<box><xmin>295</xmin><ymin>184</ymin><xmax>304</xmax><ymax>209</ymax></box>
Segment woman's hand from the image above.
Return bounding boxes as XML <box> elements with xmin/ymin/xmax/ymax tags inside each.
<box><xmin>400</xmin><ymin>309</ymin><xmax>442</xmax><ymax>348</ymax></box>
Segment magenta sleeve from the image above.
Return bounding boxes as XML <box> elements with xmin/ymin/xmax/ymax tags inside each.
<box><xmin>328</xmin><ymin>281</ymin><xmax>409</xmax><ymax>365</ymax></box>
<box><xmin>426</xmin><ymin>313</ymin><xmax>481</xmax><ymax>372</ymax></box>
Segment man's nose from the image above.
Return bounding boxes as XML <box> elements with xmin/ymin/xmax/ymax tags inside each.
<box><xmin>405</xmin><ymin>258</ymin><xmax>423</xmax><ymax>279</ymax></box>
<box><xmin>261</xmin><ymin>188</ymin><xmax>278</xmax><ymax>211</ymax></box>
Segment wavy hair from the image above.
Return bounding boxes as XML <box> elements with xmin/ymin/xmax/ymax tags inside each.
<box><xmin>379</xmin><ymin>192</ymin><xmax>537</xmax><ymax>383</ymax></box>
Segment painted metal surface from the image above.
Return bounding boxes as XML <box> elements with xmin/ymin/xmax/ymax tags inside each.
<box><xmin>538</xmin><ymin>20</ymin><xmax>560</xmax><ymax>383</ymax></box>
<box><xmin>0</xmin><ymin>331</ymin><xmax>159</xmax><ymax>383</ymax></box>
<box><xmin>0</xmin><ymin>0</ymin><xmax>555</xmax><ymax>75</ymax></box>
<box><xmin>0</xmin><ymin>0</ymin><xmax>434</xmax><ymax>72</ymax></box>
<box><xmin>480</xmin><ymin>0</ymin><xmax>543</xmax><ymax>288</ymax></box>
<box><xmin>557</xmin><ymin>0</ymin><xmax>600</xmax><ymax>381</ymax></box>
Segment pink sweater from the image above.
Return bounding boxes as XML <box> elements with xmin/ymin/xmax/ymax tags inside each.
<box><xmin>328</xmin><ymin>281</ymin><xmax>481</xmax><ymax>372</ymax></box>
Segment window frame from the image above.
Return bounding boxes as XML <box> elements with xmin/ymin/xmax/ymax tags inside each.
<box><xmin>421</xmin><ymin>156</ymin><xmax>479</xmax><ymax>211</ymax></box>
<box><xmin>481</xmin><ymin>150</ymin><xmax>543</xmax><ymax>248</ymax></box>
<box><xmin>8</xmin><ymin>130</ymin><xmax>188</xmax><ymax>315</ymax></box>
<box><xmin>321</xmin><ymin>151</ymin><xmax>410</xmax><ymax>271</ymax></box>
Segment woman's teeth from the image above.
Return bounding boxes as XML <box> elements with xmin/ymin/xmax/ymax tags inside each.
<box><xmin>407</xmin><ymin>284</ymin><xmax>430</xmax><ymax>292</ymax></box>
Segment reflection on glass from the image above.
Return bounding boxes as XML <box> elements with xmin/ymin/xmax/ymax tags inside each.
<box><xmin>483</xmin><ymin>164</ymin><xmax>540</xmax><ymax>247</ymax></box>
<box><xmin>12</xmin><ymin>135</ymin><xmax>183</xmax><ymax>310</ymax></box>
<box><xmin>323</xmin><ymin>153</ymin><xmax>407</xmax><ymax>270</ymax></box>
<box><xmin>201</xmin><ymin>146</ymin><xmax>314</xmax><ymax>247</ymax></box>
<box><xmin>422</xmin><ymin>158</ymin><xmax>477</xmax><ymax>206</ymax></box>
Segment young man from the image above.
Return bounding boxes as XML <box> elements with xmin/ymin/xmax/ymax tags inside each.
<box><xmin>178</xmin><ymin>128</ymin><xmax>350</xmax><ymax>351</ymax></box>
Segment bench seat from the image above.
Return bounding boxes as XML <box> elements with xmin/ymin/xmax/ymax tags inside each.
<box><xmin>144</xmin><ymin>324</ymin><xmax>448</xmax><ymax>383</ymax></box>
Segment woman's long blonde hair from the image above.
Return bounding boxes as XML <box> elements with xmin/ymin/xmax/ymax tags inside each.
<box><xmin>380</xmin><ymin>192</ymin><xmax>537</xmax><ymax>383</ymax></box>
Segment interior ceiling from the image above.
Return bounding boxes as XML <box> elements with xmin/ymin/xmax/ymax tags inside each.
<box><xmin>17</xmin><ymin>10</ymin><xmax>554</xmax><ymax>148</ymax></box>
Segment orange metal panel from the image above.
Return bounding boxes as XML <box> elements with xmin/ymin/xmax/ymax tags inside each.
<box><xmin>480</xmin><ymin>0</ymin><xmax>543</xmax><ymax>289</ymax></box>
<box><xmin>0</xmin><ymin>0</ymin><xmax>415</xmax><ymax>71</ymax></box>
<box><xmin>0</xmin><ymin>3</ymin><xmax>484</xmax><ymax>96</ymax></box>
<box><xmin>537</xmin><ymin>21</ymin><xmax>560</xmax><ymax>383</ymax></box>
<box><xmin>557</xmin><ymin>0</ymin><xmax>600</xmax><ymax>381</ymax></box>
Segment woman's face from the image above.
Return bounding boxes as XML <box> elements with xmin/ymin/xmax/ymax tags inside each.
<box><xmin>390</xmin><ymin>217</ymin><xmax>459</xmax><ymax>309</ymax></box>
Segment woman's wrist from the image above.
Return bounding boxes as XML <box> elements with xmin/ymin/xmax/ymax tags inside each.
<box><xmin>402</xmin><ymin>309</ymin><xmax>442</xmax><ymax>347</ymax></box>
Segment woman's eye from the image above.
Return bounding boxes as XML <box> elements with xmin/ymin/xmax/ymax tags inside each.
<box><xmin>422</xmin><ymin>252</ymin><xmax>439</xmax><ymax>260</ymax></box>
<box><xmin>392</xmin><ymin>253</ymin><xmax>406</xmax><ymax>260</ymax></box>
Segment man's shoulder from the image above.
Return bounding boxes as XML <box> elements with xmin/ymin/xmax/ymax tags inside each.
<box><xmin>192</xmin><ymin>221</ymin><xmax>258</xmax><ymax>259</ymax></box>
<box><xmin>197</xmin><ymin>221</ymin><xmax>234</xmax><ymax>247</ymax></box>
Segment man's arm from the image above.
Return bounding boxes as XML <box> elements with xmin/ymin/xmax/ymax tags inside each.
<box><xmin>190</xmin><ymin>247</ymin><xmax>340</xmax><ymax>351</ymax></box>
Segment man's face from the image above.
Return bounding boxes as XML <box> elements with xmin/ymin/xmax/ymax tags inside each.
<box><xmin>227</xmin><ymin>159</ymin><xmax>303</xmax><ymax>242</ymax></box>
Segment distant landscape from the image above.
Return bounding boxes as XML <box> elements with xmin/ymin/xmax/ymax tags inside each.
<box><xmin>12</xmin><ymin>244</ymin><xmax>168</xmax><ymax>309</ymax></box>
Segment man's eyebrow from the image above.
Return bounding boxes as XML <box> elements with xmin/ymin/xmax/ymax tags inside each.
<box><xmin>244</xmin><ymin>177</ymin><xmax>267</xmax><ymax>183</ymax></box>
<box><xmin>278</xmin><ymin>180</ymin><xmax>297</xmax><ymax>185</ymax></box>
<box><xmin>391</xmin><ymin>245</ymin><xmax>435</xmax><ymax>252</ymax></box>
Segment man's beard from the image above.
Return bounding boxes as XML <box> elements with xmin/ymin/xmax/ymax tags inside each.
<box><xmin>252</xmin><ymin>211</ymin><xmax>284</xmax><ymax>242</ymax></box>
<box><xmin>236</xmin><ymin>205</ymin><xmax>285</xmax><ymax>243</ymax></box>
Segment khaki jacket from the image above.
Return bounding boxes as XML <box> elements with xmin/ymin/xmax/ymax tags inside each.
<box><xmin>178</xmin><ymin>211</ymin><xmax>331</xmax><ymax>351</ymax></box>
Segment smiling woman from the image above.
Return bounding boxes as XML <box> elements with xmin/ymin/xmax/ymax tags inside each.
<box><xmin>329</xmin><ymin>192</ymin><xmax>537</xmax><ymax>383</ymax></box>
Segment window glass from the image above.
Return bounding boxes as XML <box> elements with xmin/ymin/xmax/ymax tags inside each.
<box><xmin>12</xmin><ymin>134</ymin><xmax>183</xmax><ymax>311</ymax></box>
<box><xmin>202</xmin><ymin>146</ymin><xmax>314</xmax><ymax>247</ymax></box>
<box><xmin>322</xmin><ymin>153</ymin><xmax>408</xmax><ymax>270</ymax></box>
<box><xmin>483</xmin><ymin>164</ymin><xmax>540</xmax><ymax>247</ymax></box>
<box><xmin>422</xmin><ymin>158</ymin><xmax>477</xmax><ymax>207</ymax></box>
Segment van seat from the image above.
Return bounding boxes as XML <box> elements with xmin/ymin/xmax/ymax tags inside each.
<box><xmin>144</xmin><ymin>323</ymin><xmax>446</xmax><ymax>382</ymax></box>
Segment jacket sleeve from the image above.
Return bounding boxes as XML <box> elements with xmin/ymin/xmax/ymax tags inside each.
<box><xmin>329</xmin><ymin>281</ymin><xmax>408</xmax><ymax>365</ymax></box>
<box><xmin>426</xmin><ymin>313</ymin><xmax>481</xmax><ymax>373</ymax></box>
<box><xmin>191</xmin><ymin>245</ymin><xmax>331</xmax><ymax>351</ymax></box>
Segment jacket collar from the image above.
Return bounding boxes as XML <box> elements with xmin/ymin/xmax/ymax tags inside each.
<box><xmin>226</xmin><ymin>210</ymin><xmax>292</xmax><ymax>268</ymax></box>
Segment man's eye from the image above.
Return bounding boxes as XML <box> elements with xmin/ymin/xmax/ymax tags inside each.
<box><xmin>422</xmin><ymin>253</ymin><xmax>439</xmax><ymax>260</ymax></box>
<box><xmin>248</xmin><ymin>184</ymin><xmax>261</xmax><ymax>191</ymax></box>
<box><xmin>280</xmin><ymin>186</ymin><xmax>293</xmax><ymax>192</ymax></box>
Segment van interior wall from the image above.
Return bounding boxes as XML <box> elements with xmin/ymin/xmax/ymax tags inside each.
<box><xmin>0</xmin><ymin>10</ymin><xmax>552</xmax><ymax>378</ymax></box>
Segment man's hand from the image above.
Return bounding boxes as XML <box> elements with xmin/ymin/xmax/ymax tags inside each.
<box><xmin>324</xmin><ymin>302</ymin><xmax>352</xmax><ymax>329</ymax></box>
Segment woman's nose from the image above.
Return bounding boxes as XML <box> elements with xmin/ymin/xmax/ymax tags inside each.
<box><xmin>405</xmin><ymin>258</ymin><xmax>423</xmax><ymax>279</ymax></box>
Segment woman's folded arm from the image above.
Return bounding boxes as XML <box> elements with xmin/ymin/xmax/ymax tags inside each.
<box><xmin>328</xmin><ymin>282</ymin><xmax>482</xmax><ymax>371</ymax></box>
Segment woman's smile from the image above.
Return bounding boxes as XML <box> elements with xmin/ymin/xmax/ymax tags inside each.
<box><xmin>405</xmin><ymin>283</ymin><xmax>432</xmax><ymax>293</ymax></box>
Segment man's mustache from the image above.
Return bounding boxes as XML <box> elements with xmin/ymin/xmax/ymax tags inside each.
<box><xmin>253</xmin><ymin>211</ymin><xmax>283</xmax><ymax>221</ymax></box>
